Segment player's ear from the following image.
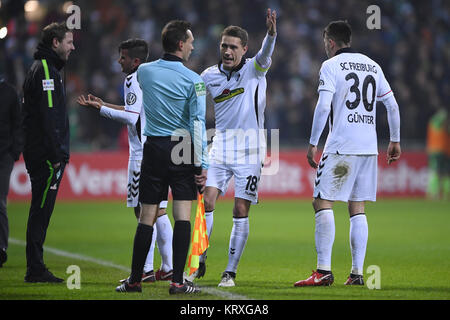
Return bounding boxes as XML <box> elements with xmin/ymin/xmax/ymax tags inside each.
<box><xmin>178</xmin><ymin>40</ymin><xmax>184</xmax><ymax>52</ymax></box>
<box><xmin>52</xmin><ymin>37</ymin><xmax>60</xmax><ymax>49</ymax></box>
<box><xmin>133</xmin><ymin>57</ymin><xmax>141</xmax><ymax>67</ymax></box>
<box><xmin>243</xmin><ymin>45</ymin><xmax>248</xmax><ymax>54</ymax></box>
<box><xmin>329</xmin><ymin>38</ymin><xmax>335</xmax><ymax>48</ymax></box>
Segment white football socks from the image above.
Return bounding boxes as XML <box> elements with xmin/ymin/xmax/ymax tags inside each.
<box><xmin>315</xmin><ymin>209</ymin><xmax>335</xmax><ymax>271</ymax></box>
<box><xmin>225</xmin><ymin>217</ymin><xmax>249</xmax><ymax>273</ymax></box>
<box><xmin>349</xmin><ymin>214</ymin><xmax>368</xmax><ymax>276</ymax></box>
<box><xmin>200</xmin><ymin>210</ymin><xmax>214</xmax><ymax>264</ymax></box>
<box><xmin>155</xmin><ymin>214</ymin><xmax>173</xmax><ymax>272</ymax></box>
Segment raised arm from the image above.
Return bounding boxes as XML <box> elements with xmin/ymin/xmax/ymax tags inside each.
<box><xmin>255</xmin><ymin>8</ymin><xmax>277</xmax><ymax>70</ymax></box>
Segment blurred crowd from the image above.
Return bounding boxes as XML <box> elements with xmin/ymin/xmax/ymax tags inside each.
<box><xmin>1</xmin><ymin>0</ymin><xmax>449</xmax><ymax>151</ymax></box>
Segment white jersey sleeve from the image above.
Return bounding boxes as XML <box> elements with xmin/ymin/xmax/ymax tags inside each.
<box><xmin>318</xmin><ymin>61</ymin><xmax>336</xmax><ymax>94</ymax></box>
<box><xmin>309</xmin><ymin>90</ymin><xmax>333</xmax><ymax>146</ymax></box>
<box><xmin>255</xmin><ymin>33</ymin><xmax>276</xmax><ymax>74</ymax></box>
<box><xmin>99</xmin><ymin>105</ymin><xmax>139</xmax><ymax>126</ymax></box>
<box><xmin>376</xmin><ymin>67</ymin><xmax>394</xmax><ymax>101</ymax></box>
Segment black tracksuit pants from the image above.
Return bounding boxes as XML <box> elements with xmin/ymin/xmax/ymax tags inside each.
<box><xmin>25</xmin><ymin>160</ymin><xmax>65</xmax><ymax>275</ymax></box>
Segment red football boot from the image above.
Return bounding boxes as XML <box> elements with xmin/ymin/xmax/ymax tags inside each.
<box><xmin>294</xmin><ymin>270</ymin><xmax>334</xmax><ymax>287</ymax></box>
<box><xmin>155</xmin><ymin>269</ymin><xmax>173</xmax><ymax>281</ymax></box>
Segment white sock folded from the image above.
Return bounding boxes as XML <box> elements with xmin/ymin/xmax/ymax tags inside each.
<box><xmin>349</xmin><ymin>214</ymin><xmax>368</xmax><ymax>276</ymax></box>
<box><xmin>315</xmin><ymin>209</ymin><xmax>335</xmax><ymax>271</ymax></box>
<box><xmin>155</xmin><ymin>214</ymin><xmax>173</xmax><ymax>272</ymax></box>
<box><xmin>143</xmin><ymin>225</ymin><xmax>157</xmax><ymax>273</ymax></box>
<box><xmin>225</xmin><ymin>217</ymin><xmax>249</xmax><ymax>273</ymax></box>
<box><xmin>200</xmin><ymin>210</ymin><xmax>214</xmax><ymax>263</ymax></box>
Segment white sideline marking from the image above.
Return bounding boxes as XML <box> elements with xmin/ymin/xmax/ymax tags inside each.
<box><xmin>9</xmin><ymin>238</ymin><xmax>250</xmax><ymax>300</ymax></box>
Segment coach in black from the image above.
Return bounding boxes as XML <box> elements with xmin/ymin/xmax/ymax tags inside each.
<box><xmin>22</xmin><ymin>22</ymin><xmax>74</xmax><ymax>283</ymax></box>
<box><xmin>0</xmin><ymin>78</ymin><xmax>23</xmax><ymax>268</ymax></box>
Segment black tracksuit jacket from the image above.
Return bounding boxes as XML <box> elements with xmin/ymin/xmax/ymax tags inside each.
<box><xmin>22</xmin><ymin>43</ymin><xmax>70</xmax><ymax>170</ymax></box>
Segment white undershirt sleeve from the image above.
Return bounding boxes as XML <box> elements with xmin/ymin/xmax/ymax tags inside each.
<box><xmin>381</xmin><ymin>94</ymin><xmax>401</xmax><ymax>142</ymax></box>
<box><xmin>255</xmin><ymin>33</ymin><xmax>276</xmax><ymax>70</ymax></box>
<box><xmin>99</xmin><ymin>105</ymin><xmax>139</xmax><ymax>126</ymax></box>
<box><xmin>309</xmin><ymin>90</ymin><xmax>334</xmax><ymax>146</ymax></box>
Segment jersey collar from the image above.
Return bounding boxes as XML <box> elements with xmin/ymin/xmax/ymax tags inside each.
<box><xmin>334</xmin><ymin>47</ymin><xmax>356</xmax><ymax>56</ymax></box>
<box><xmin>162</xmin><ymin>53</ymin><xmax>184</xmax><ymax>62</ymax></box>
<box><xmin>218</xmin><ymin>58</ymin><xmax>246</xmax><ymax>81</ymax></box>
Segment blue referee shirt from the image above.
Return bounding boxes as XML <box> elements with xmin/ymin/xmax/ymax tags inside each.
<box><xmin>137</xmin><ymin>54</ymin><xmax>208</xmax><ymax>169</ymax></box>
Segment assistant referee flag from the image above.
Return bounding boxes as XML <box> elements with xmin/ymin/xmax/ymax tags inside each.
<box><xmin>187</xmin><ymin>194</ymin><xmax>209</xmax><ymax>275</ymax></box>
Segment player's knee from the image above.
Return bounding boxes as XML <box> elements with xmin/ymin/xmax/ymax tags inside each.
<box><xmin>312</xmin><ymin>198</ymin><xmax>320</xmax><ymax>212</ymax></box>
<box><xmin>204</xmin><ymin>196</ymin><xmax>215</xmax><ymax>212</ymax></box>
<box><xmin>157</xmin><ymin>208</ymin><xmax>166</xmax><ymax>217</ymax></box>
<box><xmin>233</xmin><ymin>202</ymin><xmax>249</xmax><ymax>218</ymax></box>
<box><xmin>133</xmin><ymin>206</ymin><xmax>141</xmax><ymax>219</ymax></box>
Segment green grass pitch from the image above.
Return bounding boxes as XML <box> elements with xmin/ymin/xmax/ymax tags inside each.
<box><xmin>0</xmin><ymin>199</ymin><xmax>449</xmax><ymax>300</ymax></box>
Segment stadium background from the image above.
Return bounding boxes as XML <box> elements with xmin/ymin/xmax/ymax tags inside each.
<box><xmin>1</xmin><ymin>0</ymin><xmax>448</xmax><ymax>200</ymax></box>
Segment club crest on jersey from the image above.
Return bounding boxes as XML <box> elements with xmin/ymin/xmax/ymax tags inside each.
<box><xmin>213</xmin><ymin>87</ymin><xmax>244</xmax><ymax>103</ymax></box>
<box><xmin>126</xmin><ymin>92</ymin><xmax>137</xmax><ymax>105</ymax></box>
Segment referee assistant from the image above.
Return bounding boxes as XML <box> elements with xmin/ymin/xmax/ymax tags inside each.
<box><xmin>116</xmin><ymin>20</ymin><xmax>208</xmax><ymax>295</ymax></box>
<box><xmin>22</xmin><ymin>22</ymin><xmax>74</xmax><ymax>283</ymax></box>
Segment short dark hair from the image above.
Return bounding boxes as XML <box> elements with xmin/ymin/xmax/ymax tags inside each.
<box><xmin>221</xmin><ymin>26</ymin><xmax>248</xmax><ymax>47</ymax></box>
<box><xmin>323</xmin><ymin>21</ymin><xmax>352</xmax><ymax>46</ymax></box>
<box><xmin>161</xmin><ymin>20</ymin><xmax>191</xmax><ymax>53</ymax></box>
<box><xmin>118</xmin><ymin>39</ymin><xmax>149</xmax><ymax>63</ymax></box>
<box><xmin>41</xmin><ymin>22</ymin><xmax>71</xmax><ymax>47</ymax></box>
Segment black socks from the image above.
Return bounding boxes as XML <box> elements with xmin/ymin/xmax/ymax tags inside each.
<box><xmin>172</xmin><ymin>220</ymin><xmax>191</xmax><ymax>284</ymax></box>
<box><xmin>129</xmin><ymin>223</ymin><xmax>153</xmax><ymax>283</ymax></box>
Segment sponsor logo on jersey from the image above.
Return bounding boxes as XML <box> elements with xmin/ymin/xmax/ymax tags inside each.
<box><xmin>126</xmin><ymin>92</ymin><xmax>137</xmax><ymax>105</ymax></box>
<box><xmin>195</xmin><ymin>82</ymin><xmax>206</xmax><ymax>96</ymax></box>
<box><xmin>42</xmin><ymin>79</ymin><xmax>55</xmax><ymax>91</ymax></box>
<box><xmin>213</xmin><ymin>87</ymin><xmax>244</xmax><ymax>103</ymax></box>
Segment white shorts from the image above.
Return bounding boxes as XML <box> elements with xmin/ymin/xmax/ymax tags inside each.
<box><xmin>313</xmin><ymin>153</ymin><xmax>377</xmax><ymax>202</ymax></box>
<box><xmin>206</xmin><ymin>160</ymin><xmax>263</xmax><ymax>205</ymax></box>
<box><xmin>127</xmin><ymin>159</ymin><xmax>168</xmax><ymax>209</ymax></box>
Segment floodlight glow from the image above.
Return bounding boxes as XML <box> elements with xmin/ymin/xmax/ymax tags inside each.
<box><xmin>0</xmin><ymin>27</ymin><xmax>7</xmax><ymax>39</ymax></box>
<box><xmin>24</xmin><ymin>0</ymin><xmax>39</xmax><ymax>13</ymax></box>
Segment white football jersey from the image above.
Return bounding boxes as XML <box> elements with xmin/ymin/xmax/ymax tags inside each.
<box><xmin>124</xmin><ymin>71</ymin><xmax>146</xmax><ymax>160</ymax></box>
<box><xmin>201</xmin><ymin>56</ymin><xmax>268</xmax><ymax>155</ymax></box>
<box><xmin>318</xmin><ymin>48</ymin><xmax>393</xmax><ymax>155</ymax></box>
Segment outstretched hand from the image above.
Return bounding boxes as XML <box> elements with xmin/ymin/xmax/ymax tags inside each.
<box><xmin>76</xmin><ymin>94</ymin><xmax>102</xmax><ymax>110</ymax></box>
<box><xmin>266</xmin><ymin>8</ymin><xmax>277</xmax><ymax>36</ymax></box>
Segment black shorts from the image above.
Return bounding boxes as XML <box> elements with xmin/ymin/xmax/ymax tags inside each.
<box><xmin>139</xmin><ymin>136</ymin><xmax>197</xmax><ymax>204</ymax></box>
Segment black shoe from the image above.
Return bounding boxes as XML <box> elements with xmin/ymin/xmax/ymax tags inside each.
<box><xmin>169</xmin><ymin>281</ymin><xmax>201</xmax><ymax>295</ymax></box>
<box><xmin>0</xmin><ymin>248</ymin><xmax>6</xmax><ymax>267</ymax></box>
<box><xmin>344</xmin><ymin>273</ymin><xmax>364</xmax><ymax>285</ymax></box>
<box><xmin>115</xmin><ymin>279</ymin><xmax>142</xmax><ymax>293</ymax></box>
<box><xmin>24</xmin><ymin>269</ymin><xmax>64</xmax><ymax>283</ymax></box>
